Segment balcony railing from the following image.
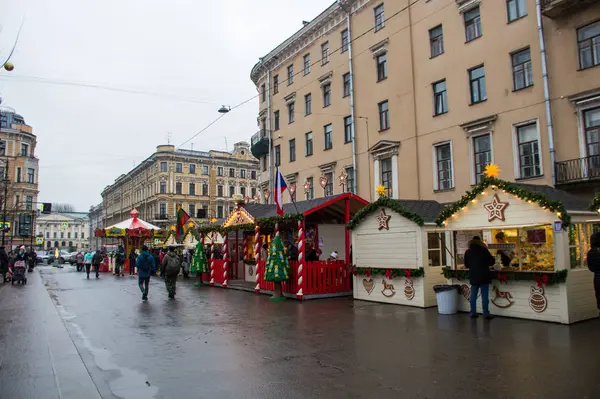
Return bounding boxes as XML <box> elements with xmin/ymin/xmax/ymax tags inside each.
<box><xmin>555</xmin><ymin>155</ymin><xmax>600</xmax><ymax>185</ymax></box>
<box><xmin>542</xmin><ymin>0</ymin><xmax>594</xmax><ymax>18</ymax></box>
<box><xmin>251</xmin><ymin>131</ymin><xmax>269</xmax><ymax>159</ymax></box>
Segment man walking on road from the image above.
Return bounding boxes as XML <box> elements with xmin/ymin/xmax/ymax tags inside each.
<box><xmin>91</xmin><ymin>250</ymin><xmax>102</xmax><ymax>279</ymax></box>
<box><xmin>464</xmin><ymin>236</ymin><xmax>496</xmax><ymax>320</ymax></box>
<box><xmin>161</xmin><ymin>246</ymin><xmax>180</xmax><ymax>299</ymax></box>
<box><xmin>84</xmin><ymin>250</ymin><xmax>93</xmax><ymax>278</ymax></box>
<box><xmin>76</xmin><ymin>251</ymin><xmax>84</xmax><ymax>272</ymax></box>
<box><xmin>114</xmin><ymin>246</ymin><xmax>125</xmax><ymax>277</ymax></box>
<box><xmin>129</xmin><ymin>249</ymin><xmax>137</xmax><ymax>276</ymax></box>
<box><xmin>136</xmin><ymin>245</ymin><xmax>156</xmax><ymax>301</ymax></box>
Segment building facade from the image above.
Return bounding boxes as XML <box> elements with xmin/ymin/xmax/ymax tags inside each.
<box><xmin>250</xmin><ymin>0</ymin><xmax>600</xmax><ymax>204</ymax></box>
<box><xmin>101</xmin><ymin>142</ymin><xmax>259</xmax><ymax>228</ymax></box>
<box><xmin>0</xmin><ymin>107</ymin><xmax>40</xmax><ymax>248</ymax></box>
<box><xmin>88</xmin><ymin>203</ymin><xmax>103</xmax><ymax>250</ymax></box>
<box><xmin>35</xmin><ymin>212</ymin><xmax>90</xmax><ymax>251</ymax></box>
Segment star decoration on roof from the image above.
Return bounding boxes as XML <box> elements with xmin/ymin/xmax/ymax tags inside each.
<box><xmin>484</xmin><ymin>163</ymin><xmax>501</xmax><ymax>178</ymax></box>
<box><xmin>484</xmin><ymin>194</ymin><xmax>509</xmax><ymax>222</ymax></box>
<box><xmin>376</xmin><ymin>208</ymin><xmax>391</xmax><ymax>230</ymax></box>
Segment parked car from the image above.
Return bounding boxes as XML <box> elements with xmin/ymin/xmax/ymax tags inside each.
<box><xmin>35</xmin><ymin>251</ymin><xmax>48</xmax><ymax>264</ymax></box>
<box><xmin>48</xmin><ymin>250</ymin><xmax>70</xmax><ymax>264</ymax></box>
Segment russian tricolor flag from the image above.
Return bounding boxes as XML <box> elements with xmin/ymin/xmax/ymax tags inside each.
<box><xmin>274</xmin><ymin>168</ymin><xmax>287</xmax><ymax>216</ymax></box>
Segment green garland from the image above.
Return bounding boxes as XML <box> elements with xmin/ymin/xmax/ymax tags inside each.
<box><xmin>441</xmin><ymin>267</ymin><xmax>568</xmax><ymax>285</ymax></box>
<box><xmin>435</xmin><ymin>177</ymin><xmax>571</xmax><ymax>227</ymax></box>
<box><xmin>350</xmin><ymin>266</ymin><xmax>425</xmax><ymax>278</ymax></box>
<box><xmin>347</xmin><ymin>197</ymin><xmax>424</xmax><ymax>230</ymax></box>
<box><xmin>589</xmin><ymin>194</ymin><xmax>600</xmax><ymax>213</ymax></box>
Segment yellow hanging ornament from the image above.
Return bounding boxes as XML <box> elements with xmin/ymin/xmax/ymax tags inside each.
<box><xmin>484</xmin><ymin>164</ymin><xmax>501</xmax><ymax>179</ymax></box>
<box><xmin>376</xmin><ymin>185</ymin><xmax>387</xmax><ymax>198</ymax></box>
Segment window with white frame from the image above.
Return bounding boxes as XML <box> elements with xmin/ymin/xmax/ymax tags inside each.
<box><xmin>473</xmin><ymin>134</ymin><xmax>492</xmax><ymax>184</ymax></box>
<box><xmin>512</xmin><ymin>48</ymin><xmax>533</xmax><ymax>90</ymax></box>
<box><xmin>324</xmin><ymin>172</ymin><xmax>333</xmax><ymax>196</ymax></box>
<box><xmin>380</xmin><ymin>158</ymin><xmax>392</xmax><ymax>197</ymax></box>
<box><xmin>306</xmin><ymin>177</ymin><xmax>314</xmax><ymax>200</ymax></box>
<box><xmin>374</xmin><ymin>3</ymin><xmax>385</xmax><ymax>31</ymax></box>
<box><xmin>578</xmin><ymin>21</ymin><xmax>600</xmax><ymax>70</ymax></box>
<box><xmin>287</xmin><ymin>64</ymin><xmax>294</xmax><ymax>85</ymax></box>
<box><xmin>506</xmin><ymin>0</ymin><xmax>527</xmax><ymax>22</ymax></box>
<box><xmin>435</xmin><ymin>142</ymin><xmax>453</xmax><ymax>190</ymax></box>
<box><xmin>321</xmin><ymin>42</ymin><xmax>329</xmax><ymax>65</ymax></box>
<box><xmin>427</xmin><ymin>232</ymin><xmax>447</xmax><ymax>266</ymax></box>
<box><xmin>346</xmin><ymin>167</ymin><xmax>355</xmax><ymax>193</ymax></box>
<box><xmin>303</xmin><ymin>54</ymin><xmax>311</xmax><ymax>75</ymax></box>
<box><xmin>584</xmin><ymin>107</ymin><xmax>600</xmax><ymax>168</ymax></box>
<box><xmin>464</xmin><ymin>6</ymin><xmax>482</xmax><ymax>42</ymax></box>
<box><xmin>516</xmin><ymin>122</ymin><xmax>541</xmax><ymax>178</ymax></box>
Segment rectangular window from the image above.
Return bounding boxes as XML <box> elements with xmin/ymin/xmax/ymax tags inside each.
<box><xmin>321</xmin><ymin>42</ymin><xmax>329</xmax><ymax>65</ymax></box>
<box><xmin>306</xmin><ymin>177</ymin><xmax>314</xmax><ymax>200</ymax></box>
<box><xmin>175</xmin><ymin>182</ymin><xmax>182</xmax><ymax>194</ymax></box>
<box><xmin>324</xmin><ymin>172</ymin><xmax>334</xmax><ymax>196</ymax></box>
<box><xmin>261</xmin><ymin>117</ymin><xmax>266</xmax><ymax>136</ymax></box>
<box><xmin>74</xmin><ymin>232</ymin><xmax>77</xmax><ymax>239</ymax></box>
<box><xmin>217</xmin><ymin>185</ymin><xmax>224</xmax><ymax>197</ymax></box>
<box><xmin>378</xmin><ymin>100</ymin><xmax>390</xmax><ymax>131</ymax></box>
<box><xmin>229</xmin><ymin>186</ymin><xmax>235</xmax><ymax>197</ymax></box>
<box><xmin>251</xmin><ymin>170</ymin><xmax>256</xmax><ymax>179</ymax></box>
<box><xmin>189</xmin><ymin>204</ymin><xmax>195</xmax><ymax>217</ymax></box>
<box><xmin>374</xmin><ymin>3</ymin><xmax>385</xmax><ymax>31</ymax></box>
<box><xmin>27</xmin><ymin>168</ymin><xmax>35</xmax><ymax>184</ymax></box>
<box><xmin>251</xmin><ymin>187</ymin><xmax>257</xmax><ymax>198</ymax></box>
<box><xmin>381</xmin><ymin>158</ymin><xmax>393</xmax><ymax>197</ymax></box>
<box><xmin>376</xmin><ymin>54</ymin><xmax>387</xmax><ymax>81</ymax></box>
<box><xmin>53</xmin><ymin>232</ymin><xmax>57</xmax><ymax>239</ymax></box>
<box><xmin>287</xmin><ymin>64</ymin><xmax>294</xmax><ymax>85</ymax></box>
<box><xmin>21</xmin><ymin>143</ymin><xmax>28</xmax><ymax>157</ymax></box>
<box><xmin>578</xmin><ymin>21</ymin><xmax>600</xmax><ymax>70</ymax></box>
<box><xmin>428</xmin><ymin>233</ymin><xmax>447</xmax><ymax>267</ymax></box>
<box><xmin>306</xmin><ymin>132</ymin><xmax>313</xmax><ymax>156</ymax></box>
<box><xmin>303</xmin><ymin>54</ymin><xmax>311</xmax><ymax>75</ymax></box>
<box><xmin>202</xmin><ymin>165</ymin><xmax>209</xmax><ymax>175</ymax></box>
<box><xmin>324</xmin><ymin>124</ymin><xmax>333</xmax><ymax>150</ymax></box>
<box><xmin>433</xmin><ymin>80</ymin><xmax>448</xmax><ymax>115</ymax></box>
<box><xmin>469</xmin><ymin>65</ymin><xmax>487</xmax><ymax>104</ymax></box>
<box><xmin>429</xmin><ymin>25</ymin><xmax>444</xmax><ymax>57</ymax></box>
<box><xmin>343</xmin><ymin>73</ymin><xmax>350</xmax><ymax>97</ymax></box>
<box><xmin>435</xmin><ymin>142</ymin><xmax>453</xmax><ymax>190</ymax></box>
<box><xmin>273</xmin><ymin>75</ymin><xmax>279</xmax><ymax>94</ymax></box>
<box><xmin>346</xmin><ymin>167</ymin><xmax>355</xmax><ymax>193</ymax></box>
<box><xmin>229</xmin><ymin>168</ymin><xmax>235</xmax><ymax>178</ymax></box>
<box><xmin>322</xmin><ymin>83</ymin><xmax>331</xmax><ymax>107</ymax></box>
<box><xmin>25</xmin><ymin>196</ymin><xmax>33</xmax><ymax>211</ymax></box>
<box><xmin>512</xmin><ymin>48</ymin><xmax>533</xmax><ymax>90</ymax></box>
<box><xmin>240</xmin><ymin>186</ymin><xmax>246</xmax><ymax>197</ymax></box>
<box><xmin>175</xmin><ymin>163</ymin><xmax>183</xmax><ymax>173</ymax></box>
<box><xmin>584</xmin><ymin>108</ymin><xmax>600</xmax><ymax>162</ymax></box>
<box><xmin>517</xmin><ymin>123</ymin><xmax>541</xmax><ymax>178</ymax></box>
<box><xmin>344</xmin><ymin>116</ymin><xmax>353</xmax><ymax>143</ymax></box>
<box><xmin>189</xmin><ymin>164</ymin><xmax>196</xmax><ymax>174</ymax></box>
<box><xmin>16</xmin><ymin>167</ymin><xmax>21</xmax><ymax>183</ymax></box>
<box><xmin>160</xmin><ymin>162</ymin><xmax>168</xmax><ymax>172</ymax></box>
<box><xmin>202</xmin><ymin>184</ymin><xmax>209</xmax><ymax>196</ymax></box>
<box><xmin>507</xmin><ymin>0</ymin><xmax>527</xmax><ymax>22</ymax></box>
<box><xmin>160</xmin><ymin>182</ymin><xmax>166</xmax><ymax>194</ymax></box>
<box><xmin>464</xmin><ymin>6</ymin><xmax>482</xmax><ymax>42</ymax></box>
<box><xmin>341</xmin><ymin>29</ymin><xmax>349</xmax><ymax>53</ymax></box>
<box><xmin>274</xmin><ymin>110</ymin><xmax>280</xmax><ymax>131</ymax></box>
<box><xmin>0</xmin><ymin>141</ymin><xmax>5</xmax><ymax>156</ymax></box>
<box><xmin>305</xmin><ymin>94</ymin><xmax>312</xmax><ymax>115</ymax></box>
<box><xmin>189</xmin><ymin>183</ymin><xmax>196</xmax><ymax>196</ymax></box>
<box><xmin>289</xmin><ymin>139</ymin><xmax>296</xmax><ymax>162</ymax></box>
<box><xmin>288</xmin><ymin>102</ymin><xmax>295</xmax><ymax>123</ymax></box>
<box><xmin>217</xmin><ymin>167</ymin><xmax>223</xmax><ymax>176</ymax></box>
<box><xmin>159</xmin><ymin>203</ymin><xmax>167</xmax><ymax>217</ymax></box>
<box><xmin>275</xmin><ymin>145</ymin><xmax>281</xmax><ymax>167</ymax></box>
<box><xmin>261</xmin><ymin>84</ymin><xmax>266</xmax><ymax>102</ymax></box>
<box><xmin>473</xmin><ymin>134</ymin><xmax>492</xmax><ymax>184</ymax></box>
<box><xmin>240</xmin><ymin>169</ymin><xmax>246</xmax><ymax>178</ymax></box>
<box><xmin>217</xmin><ymin>206</ymin><xmax>224</xmax><ymax>219</ymax></box>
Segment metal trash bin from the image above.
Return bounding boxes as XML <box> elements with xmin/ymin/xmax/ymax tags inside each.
<box><xmin>433</xmin><ymin>285</ymin><xmax>459</xmax><ymax>315</ymax></box>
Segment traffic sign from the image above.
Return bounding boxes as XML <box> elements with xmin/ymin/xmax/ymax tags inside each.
<box><xmin>36</xmin><ymin>237</ymin><xmax>44</xmax><ymax>245</ymax></box>
<box><xmin>61</xmin><ymin>222</ymin><xmax>69</xmax><ymax>229</ymax></box>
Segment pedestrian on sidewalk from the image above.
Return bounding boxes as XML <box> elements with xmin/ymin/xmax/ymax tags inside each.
<box><xmin>76</xmin><ymin>251</ymin><xmax>84</xmax><ymax>272</ymax></box>
<box><xmin>181</xmin><ymin>250</ymin><xmax>191</xmax><ymax>279</ymax></box>
<box><xmin>91</xmin><ymin>250</ymin><xmax>102</xmax><ymax>279</ymax></box>
<box><xmin>136</xmin><ymin>245</ymin><xmax>156</xmax><ymax>301</ymax></box>
<box><xmin>129</xmin><ymin>249</ymin><xmax>137</xmax><ymax>276</ymax></box>
<box><xmin>464</xmin><ymin>236</ymin><xmax>496</xmax><ymax>320</ymax></box>
<box><xmin>586</xmin><ymin>231</ymin><xmax>600</xmax><ymax>310</ymax></box>
<box><xmin>0</xmin><ymin>246</ymin><xmax>8</xmax><ymax>283</ymax></box>
<box><xmin>161</xmin><ymin>246</ymin><xmax>181</xmax><ymax>299</ymax></box>
<box><xmin>159</xmin><ymin>249</ymin><xmax>166</xmax><ymax>278</ymax></box>
<box><xmin>114</xmin><ymin>246</ymin><xmax>125</xmax><ymax>276</ymax></box>
<box><xmin>84</xmin><ymin>250</ymin><xmax>93</xmax><ymax>278</ymax></box>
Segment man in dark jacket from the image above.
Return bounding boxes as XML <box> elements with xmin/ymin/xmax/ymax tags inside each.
<box><xmin>115</xmin><ymin>246</ymin><xmax>125</xmax><ymax>277</ymax></box>
<box><xmin>91</xmin><ymin>250</ymin><xmax>102</xmax><ymax>279</ymax></box>
<box><xmin>136</xmin><ymin>245</ymin><xmax>156</xmax><ymax>301</ymax></box>
<box><xmin>129</xmin><ymin>250</ymin><xmax>137</xmax><ymax>276</ymax></box>
<box><xmin>464</xmin><ymin>236</ymin><xmax>496</xmax><ymax>319</ymax></box>
<box><xmin>586</xmin><ymin>232</ymin><xmax>600</xmax><ymax>310</ymax></box>
<box><xmin>0</xmin><ymin>246</ymin><xmax>8</xmax><ymax>282</ymax></box>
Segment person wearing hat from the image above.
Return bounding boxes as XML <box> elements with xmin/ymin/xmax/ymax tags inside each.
<box><xmin>161</xmin><ymin>246</ymin><xmax>181</xmax><ymax>299</ymax></box>
<box><xmin>464</xmin><ymin>236</ymin><xmax>496</xmax><ymax>320</ymax></box>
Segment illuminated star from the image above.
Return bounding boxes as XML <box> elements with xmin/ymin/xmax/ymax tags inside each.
<box><xmin>376</xmin><ymin>208</ymin><xmax>391</xmax><ymax>230</ymax></box>
<box><xmin>484</xmin><ymin>194</ymin><xmax>509</xmax><ymax>222</ymax></box>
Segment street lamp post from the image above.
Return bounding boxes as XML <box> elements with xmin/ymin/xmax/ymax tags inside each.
<box><xmin>1</xmin><ymin>159</ymin><xmax>9</xmax><ymax>246</ymax></box>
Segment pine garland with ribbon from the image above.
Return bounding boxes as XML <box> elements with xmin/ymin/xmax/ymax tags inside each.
<box><xmin>441</xmin><ymin>267</ymin><xmax>568</xmax><ymax>285</ymax></box>
<box><xmin>347</xmin><ymin>197</ymin><xmax>425</xmax><ymax>230</ymax></box>
<box><xmin>350</xmin><ymin>266</ymin><xmax>425</xmax><ymax>278</ymax></box>
<box><xmin>435</xmin><ymin>177</ymin><xmax>571</xmax><ymax>227</ymax></box>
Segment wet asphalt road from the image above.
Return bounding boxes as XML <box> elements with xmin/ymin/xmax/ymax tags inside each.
<box><xmin>1</xmin><ymin>266</ymin><xmax>599</xmax><ymax>399</ymax></box>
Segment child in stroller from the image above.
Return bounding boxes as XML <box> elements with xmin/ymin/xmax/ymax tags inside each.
<box><xmin>11</xmin><ymin>260</ymin><xmax>27</xmax><ymax>285</ymax></box>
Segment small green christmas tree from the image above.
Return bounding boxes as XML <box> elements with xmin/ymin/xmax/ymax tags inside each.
<box><xmin>265</xmin><ymin>235</ymin><xmax>290</xmax><ymax>282</ymax></box>
<box><xmin>191</xmin><ymin>241</ymin><xmax>209</xmax><ymax>274</ymax></box>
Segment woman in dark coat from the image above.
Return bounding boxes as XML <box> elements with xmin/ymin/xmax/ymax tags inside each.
<box><xmin>464</xmin><ymin>236</ymin><xmax>496</xmax><ymax>319</ymax></box>
<box><xmin>586</xmin><ymin>232</ymin><xmax>600</xmax><ymax>310</ymax></box>
<box><xmin>0</xmin><ymin>246</ymin><xmax>8</xmax><ymax>282</ymax></box>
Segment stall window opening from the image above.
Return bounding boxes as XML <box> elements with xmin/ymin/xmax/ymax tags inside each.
<box><xmin>569</xmin><ymin>223</ymin><xmax>600</xmax><ymax>269</ymax></box>
<box><xmin>428</xmin><ymin>233</ymin><xmax>447</xmax><ymax>267</ymax></box>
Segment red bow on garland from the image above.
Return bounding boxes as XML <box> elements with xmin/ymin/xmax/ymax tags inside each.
<box><xmin>385</xmin><ymin>269</ymin><xmax>393</xmax><ymax>280</ymax></box>
<box><xmin>497</xmin><ymin>272</ymin><xmax>508</xmax><ymax>285</ymax></box>
<box><xmin>404</xmin><ymin>269</ymin><xmax>411</xmax><ymax>280</ymax></box>
<box><xmin>535</xmin><ymin>274</ymin><xmax>549</xmax><ymax>288</ymax></box>
<box><xmin>365</xmin><ymin>268</ymin><xmax>372</xmax><ymax>278</ymax></box>
<box><xmin>452</xmin><ymin>271</ymin><xmax>461</xmax><ymax>281</ymax></box>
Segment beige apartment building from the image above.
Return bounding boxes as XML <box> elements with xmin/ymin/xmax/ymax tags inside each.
<box><xmin>102</xmin><ymin>142</ymin><xmax>259</xmax><ymax>228</ymax></box>
<box><xmin>250</xmin><ymin>0</ymin><xmax>600</xmax><ymax>205</ymax></box>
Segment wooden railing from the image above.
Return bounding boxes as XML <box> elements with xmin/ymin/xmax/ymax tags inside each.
<box><xmin>555</xmin><ymin>155</ymin><xmax>600</xmax><ymax>185</ymax></box>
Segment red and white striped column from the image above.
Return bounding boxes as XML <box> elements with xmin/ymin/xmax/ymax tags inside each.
<box><xmin>296</xmin><ymin>219</ymin><xmax>306</xmax><ymax>299</ymax></box>
<box><xmin>254</xmin><ymin>225</ymin><xmax>261</xmax><ymax>293</ymax></box>
<box><xmin>222</xmin><ymin>231</ymin><xmax>229</xmax><ymax>288</ymax></box>
<box><xmin>209</xmin><ymin>233</ymin><xmax>216</xmax><ymax>287</ymax></box>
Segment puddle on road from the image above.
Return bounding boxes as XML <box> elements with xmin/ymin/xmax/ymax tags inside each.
<box><xmin>54</xmin><ymin>296</ymin><xmax>159</xmax><ymax>399</ymax></box>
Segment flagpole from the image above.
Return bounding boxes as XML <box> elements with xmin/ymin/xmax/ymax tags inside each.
<box><xmin>287</xmin><ymin>187</ymin><xmax>300</xmax><ymax>216</ymax></box>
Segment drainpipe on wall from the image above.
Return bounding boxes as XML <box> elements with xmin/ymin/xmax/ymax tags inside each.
<box><xmin>261</xmin><ymin>58</ymin><xmax>273</xmax><ymax>204</ymax></box>
<box><xmin>340</xmin><ymin>0</ymin><xmax>357</xmax><ymax>195</ymax></box>
<box><xmin>536</xmin><ymin>0</ymin><xmax>557</xmax><ymax>185</ymax></box>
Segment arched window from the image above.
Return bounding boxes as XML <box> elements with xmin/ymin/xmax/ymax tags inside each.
<box><xmin>54</xmin><ymin>241</ymin><xmax>59</xmax><ymax>248</ymax></box>
<box><xmin>68</xmin><ymin>241</ymin><xmax>73</xmax><ymax>249</ymax></box>
<box><xmin>61</xmin><ymin>241</ymin><xmax>66</xmax><ymax>247</ymax></box>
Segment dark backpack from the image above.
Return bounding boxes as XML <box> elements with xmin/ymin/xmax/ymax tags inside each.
<box><xmin>164</xmin><ymin>254</ymin><xmax>180</xmax><ymax>277</ymax></box>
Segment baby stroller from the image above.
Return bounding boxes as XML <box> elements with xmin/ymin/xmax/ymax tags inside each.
<box><xmin>11</xmin><ymin>260</ymin><xmax>27</xmax><ymax>285</ymax></box>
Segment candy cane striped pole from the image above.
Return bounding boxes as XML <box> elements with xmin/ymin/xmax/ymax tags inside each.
<box><xmin>254</xmin><ymin>225</ymin><xmax>261</xmax><ymax>293</ymax></box>
<box><xmin>222</xmin><ymin>231</ymin><xmax>229</xmax><ymax>288</ymax></box>
<box><xmin>296</xmin><ymin>219</ymin><xmax>305</xmax><ymax>299</ymax></box>
<box><xmin>209</xmin><ymin>232</ymin><xmax>216</xmax><ymax>287</ymax></box>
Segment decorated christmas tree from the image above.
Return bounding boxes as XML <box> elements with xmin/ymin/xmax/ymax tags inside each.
<box><xmin>191</xmin><ymin>241</ymin><xmax>209</xmax><ymax>274</ymax></box>
<box><xmin>265</xmin><ymin>235</ymin><xmax>290</xmax><ymax>282</ymax></box>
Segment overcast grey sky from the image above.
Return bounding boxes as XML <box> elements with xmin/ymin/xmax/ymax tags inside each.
<box><xmin>0</xmin><ymin>0</ymin><xmax>328</xmax><ymax>212</ymax></box>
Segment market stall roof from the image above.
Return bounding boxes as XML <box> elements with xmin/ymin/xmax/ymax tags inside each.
<box><xmin>104</xmin><ymin>209</ymin><xmax>161</xmax><ymax>231</ymax></box>
<box><xmin>515</xmin><ymin>183</ymin><xmax>591</xmax><ymax>213</ymax></box>
<box><xmin>394</xmin><ymin>200</ymin><xmax>445</xmax><ymax>224</ymax></box>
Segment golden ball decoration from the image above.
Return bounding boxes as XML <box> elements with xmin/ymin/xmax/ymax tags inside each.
<box><xmin>3</xmin><ymin>62</ymin><xmax>14</xmax><ymax>72</ymax></box>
